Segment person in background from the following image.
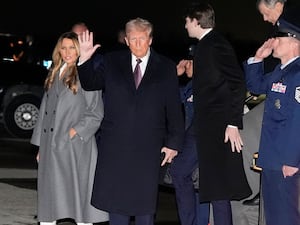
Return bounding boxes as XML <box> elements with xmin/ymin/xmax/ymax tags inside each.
<box><xmin>257</xmin><ymin>0</ymin><xmax>286</xmax><ymax>25</ymax></box>
<box><xmin>71</xmin><ymin>22</ymin><xmax>88</xmax><ymax>37</ymax></box>
<box><xmin>106</xmin><ymin>29</ymin><xmax>128</xmax><ymax>52</ymax></box>
<box><xmin>257</xmin><ymin>0</ymin><xmax>300</xmax><ymax>28</ymax></box>
<box><xmin>181</xmin><ymin>3</ymin><xmax>252</xmax><ymax>225</ymax></box>
<box><xmin>243</xmin><ymin>21</ymin><xmax>300</xmax><ymax>225</ymax></box>
<box><xmin>30</xmin><ymin>32</ymin><xmax>108</xmax><ymax>225</ymax></box>
<box><xmin>117</xmin><ymin>29</ymin><xmax>126</xmax><ymax>45</ymax></box>
<box><xmin>256</xmin><ymin>0</ymin><xmax>286</xmax><ymax>72</ymax></box>
<box><xmin>256</xmin><ymin>0</ymin><xmax>300</xmax><ymax>71</ymax></box>
<box><xmin>77</xmin><ymin>17</ymin><xmax>184</xmax><ymax>225</ymax></box>
<box><xmin>169</xmin><ymin>58</ymin><xmax>210</xmax><ymax>225</ymax></box>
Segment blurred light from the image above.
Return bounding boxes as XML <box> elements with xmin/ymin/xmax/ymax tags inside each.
<box><xmin>43</xmin><ymin>60</ymin><xmax>52</xmax><ymax>69</ymax></box>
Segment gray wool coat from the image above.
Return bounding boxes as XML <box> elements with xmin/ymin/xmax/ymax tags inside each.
<box><xmin>30</xmin><ymin>71</ymin><xmax>108</xmax><ymax>223</ymax></box>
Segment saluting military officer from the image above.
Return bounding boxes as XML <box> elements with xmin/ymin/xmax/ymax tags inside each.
<box><xmin>243</xmin><ymin>19</ymin><xmax>300</xmax><ymax>225</ymax></box>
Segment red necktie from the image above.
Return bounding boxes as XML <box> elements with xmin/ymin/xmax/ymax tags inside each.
<box><xmin>133</xmin><ymin>58</ymin><xmax>142</xmax><ymax>88</ymax></box>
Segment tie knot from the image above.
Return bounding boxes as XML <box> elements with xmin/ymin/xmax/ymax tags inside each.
<box><xmin>136</xmin><ymin>58</ymin><xmax>142</xmax><ymax>64</ymax></box>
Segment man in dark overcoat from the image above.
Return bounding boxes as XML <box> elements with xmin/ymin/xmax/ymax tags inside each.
<box><xmin>77</xmin><ymin>18</ymin><xmax>184</xmax><ymax>225</ymax></box>
<box><xmin>181</xmin><ymin>3</ymin><xmax>252</xmax><ymax>225</ymax></box>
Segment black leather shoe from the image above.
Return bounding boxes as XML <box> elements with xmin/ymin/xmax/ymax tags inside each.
<box><xmin>243</xmin><ymin>193</ymin><xmax>260</xmax><ymax>206</ymax></box>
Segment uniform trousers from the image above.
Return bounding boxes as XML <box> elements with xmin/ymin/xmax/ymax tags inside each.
<box><xmin>170</xmin><ymin>133</ymin><xmax>210</xmax><ymax>225</ymax></box>
<box><xmin>261</xmin><ymin>168</ymin><xmax>300</xmax><ymax>225</ymax></box>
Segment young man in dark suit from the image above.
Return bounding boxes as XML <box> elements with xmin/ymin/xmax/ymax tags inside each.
<box><xmin>181</xmin><ymin>3</ymin><xmax>252</xmax><ymax>225</ymax></box>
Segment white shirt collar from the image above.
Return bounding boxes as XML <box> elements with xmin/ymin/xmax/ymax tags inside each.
<box><xmin>281</xmin><ymin>56</ymin><xmax>300</xmax><ymax>69</ymax></box>
<box><xmin>199</xmin><ymin>28</ymin><xmax>213</xmax><ymax>40</ymax></box>
<box><xmin>131</xmin><ymin>49</ymin><xmax>150</xmax><ymax>76</ymax></box>
<box><xmin>59</xmin><ymin>63</ymin><xmax>67</xmax><ymax>76</ymax></box>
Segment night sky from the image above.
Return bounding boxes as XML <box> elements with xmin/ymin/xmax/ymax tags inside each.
<box><xmin>0</xmin><ymin>0</ymin><xmax>279</xmax><ymax>60</ymax></box>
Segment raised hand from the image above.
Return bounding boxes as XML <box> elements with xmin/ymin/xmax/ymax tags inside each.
<box><xmin>78</xmin><ymin>30</ymin><xmax>101</xmax><ymax>63</ymax></box>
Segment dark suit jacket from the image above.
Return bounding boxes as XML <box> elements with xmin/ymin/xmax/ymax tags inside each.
<box><xmin>179</xmin><ymin>79</ymin><xmax>194</xmax><ymax>132</ymax></box>
<box><xmin>78</xmin><ymin>48</ymin><xmax>184</xmax><ymax>215</ymax></box>
<box><xmin>192</xmin><ymin>30</ymin><xmax>252</xmax><ymax>202</ymax></box>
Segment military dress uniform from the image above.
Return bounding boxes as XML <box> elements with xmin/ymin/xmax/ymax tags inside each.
<box><xmin>243</xmin><ymin>57</ymin><xmax>300</xmax><ymax>225</ymax></box>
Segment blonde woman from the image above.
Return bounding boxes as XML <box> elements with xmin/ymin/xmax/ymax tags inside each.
<box><xmin>31</xmin><ymin>32</ymin><xmax>108</xmax><ymax>225</ymax></box>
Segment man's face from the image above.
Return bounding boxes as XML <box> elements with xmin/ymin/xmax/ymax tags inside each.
<box><xmin>258</xmin><ymin>2</ymin><xmax>283</xmax><ymax>25</ymax></box>
<box><xmin>272</xmin><ymin>37</ymin><xmax>295</xmax><ymax>60</ymax></box>
<box><xmin>125</xmin><ymin>30</ymin><xmax>152</xmax><ymax>58</ymax></box>
<box><xmin>72</xmin><ymin>25</ymin><xmax>88</xmax><ymax>38</ymax></box>
<box><xmin>185</xmin><ymin>17</ymin><xmax>199</xmax><ymax>38</ymax></box>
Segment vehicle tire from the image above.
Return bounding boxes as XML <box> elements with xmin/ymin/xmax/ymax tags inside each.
<box><xmin>3</xmin><ymin>94</ymin><xmax>41</xmax><ymax>139</ymax></box>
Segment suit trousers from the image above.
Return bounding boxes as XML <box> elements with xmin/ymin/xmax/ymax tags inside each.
<box><xmin>261</xmin><ymin>168</ymin><xmax>300</xmax><ymax>225</ymax></box>
<box><xmin>170</xmin><ymin>133</ymin><xmax>210</xmax><ymax>225</ymax></box>
<box><xmin>109</xmin><ymin>213</ymin><xmax>154</xmax><ymax>225</ymax></box>
<box><xmin>211</xmin><ymin>200</ymin><xmax>233</xmax><ymax>225</ymax></box>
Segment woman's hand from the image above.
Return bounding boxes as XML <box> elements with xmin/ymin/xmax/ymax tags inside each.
<box><xmin>36</xmin><ymin>151</ymin><xmax>39</xmax><ymax>163</ymax></box>
<box><xmin>69</xmin><ymin>127</ymin><xmax>77</xmax><ymax>139</ymax></box>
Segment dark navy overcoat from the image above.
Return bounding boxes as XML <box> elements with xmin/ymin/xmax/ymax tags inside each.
<box><xmin>78</xmin><ymin>49</ymin><xmax>184</xmax><ymax>215</ymax></box>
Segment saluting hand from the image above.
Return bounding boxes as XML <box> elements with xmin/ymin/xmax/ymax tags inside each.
<box><xmin>254</xmin><ymin>38</ymin><xmax>275</xmax><ymax>62</ymax></box>
<box><xmin>78</xmin><ymin>30</ymin><xmax>101</xmax><ymax>63</ymax></box>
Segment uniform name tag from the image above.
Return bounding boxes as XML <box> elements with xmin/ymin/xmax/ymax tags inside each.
<box><xmin>271</xmin><ymin>82</ymin><xmax>287</xmax><ymax>93</ymax></box>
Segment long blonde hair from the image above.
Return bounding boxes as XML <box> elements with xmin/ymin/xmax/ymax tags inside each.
<box><xmin>44</xmin><ymin>32</ymin><xmax>80</xmax><ymax>94</ymax></box>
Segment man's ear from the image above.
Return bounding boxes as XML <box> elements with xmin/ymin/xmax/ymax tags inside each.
<box><xmin>124</xmin><ymin>37</ymin><xmax>130</xmax><ymax>46</ymax></box>
<box><xmin>274</xmin><ymin>2</ymin><xmax>284</xmax><ymax>13</ymax></box>
<box><xmin>192</xmin><ymin>18</ymin><xmax>201</xmax><ymax>28</ymax></box>
<box><xmin>149</xmin><ymin>37</ymin><xmax>153</xmax><ymax>46</ymax></box>
<box><xmin>192</xmin><ymin>18</ymin><xmax>198</xmax><ymax>25</ymax></box>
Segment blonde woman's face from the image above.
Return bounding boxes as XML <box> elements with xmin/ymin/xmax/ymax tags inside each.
<box><xmin>60</xmin><ymin>38</ymin><xmax>78</xmax><ymax>65</ymax></box>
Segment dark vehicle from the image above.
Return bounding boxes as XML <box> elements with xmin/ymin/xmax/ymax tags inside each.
<box><xmin>0</xmin><ymin>33</ymin><xmax>49</xmax><ymax>138</ymax></box>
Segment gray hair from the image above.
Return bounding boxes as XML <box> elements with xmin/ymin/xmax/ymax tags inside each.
<box><xmin>125</xmin><ymin>17</ymin><xmax>153</xmax><ymax>38</ymax></box>
<box><xmin>256</xmin><ymin>0</ymin><xmax>287</xmax><ymax>8</ymax></box>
